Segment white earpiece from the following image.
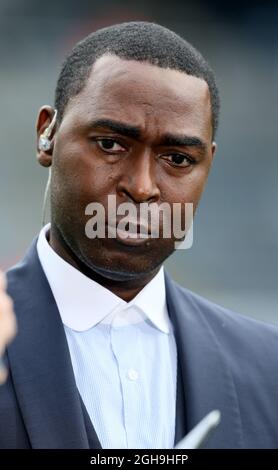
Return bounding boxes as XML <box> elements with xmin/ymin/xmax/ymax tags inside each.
<box><xmin>38</xmin><ymin>109</ymin><xmax>57</xmax><ymax>151</ymax></box>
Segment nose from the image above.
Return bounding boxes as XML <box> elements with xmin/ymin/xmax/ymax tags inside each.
<box><xmin>117</xmin><ymin>152</ymin><xmax>160</xmax><ymax>203</ymax></box>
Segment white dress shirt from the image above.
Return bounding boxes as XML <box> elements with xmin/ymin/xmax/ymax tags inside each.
<box><xmin>37</xmin><ymin>224</ymin><xmax>177</xmax><ymax>448</ymax></box>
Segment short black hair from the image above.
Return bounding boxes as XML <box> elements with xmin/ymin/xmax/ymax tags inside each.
<box><xmin>55</xmin><ymin>21</ymin><xmax>220</xmax><ymax>138</ymax></box>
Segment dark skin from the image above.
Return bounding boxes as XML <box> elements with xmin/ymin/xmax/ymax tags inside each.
<box><xmin>37</xmin><ymin>54</ymin><xmax>216</xmax><ymax>301</ymax></box>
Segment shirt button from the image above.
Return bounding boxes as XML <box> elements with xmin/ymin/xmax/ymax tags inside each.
<box><xmin>127</xmin><ymin>368</ymin><xmax>139</xmax><ymax>381</ymax></box>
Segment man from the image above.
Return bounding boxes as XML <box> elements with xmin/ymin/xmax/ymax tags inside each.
<box><xmin>0</xmin><ymin>272</ymin><xmax>16</xmax><ymax>384</ymax></box>
<box><xmin>1</xmin><ymin>21</ymin><xmax>278</xmax><ymax>449</ymax></box>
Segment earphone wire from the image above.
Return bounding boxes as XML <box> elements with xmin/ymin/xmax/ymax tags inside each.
<box><xmin>41</xmin><ymin>168</ymin><xmax>51</xmax><ymax>227</ymax></box>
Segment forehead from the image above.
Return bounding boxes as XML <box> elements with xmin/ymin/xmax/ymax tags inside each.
<box><xmin>63</xmin><ymin>54</ymin><xmax>213</xmax><ymax>139</ymax></box>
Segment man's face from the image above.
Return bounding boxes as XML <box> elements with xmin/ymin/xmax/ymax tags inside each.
<box><xmin>39</xmin><ymin>54</ymin><xmax>216</xmax><ymax>280</ymax></box>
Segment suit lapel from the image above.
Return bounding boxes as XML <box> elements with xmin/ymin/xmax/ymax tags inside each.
<box><xmin>165</xmin><ymin>273</ymin><xmax>243</xmax><ymax>448</ymax></box>
<box><xmin>7</xmin><ymin>240</ymin><xmax>101</xmax><ymax>449</ymax></box>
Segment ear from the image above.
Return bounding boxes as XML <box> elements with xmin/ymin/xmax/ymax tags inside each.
<box><xmin>36</xmin><ymin>106</ymin><xmax>57</xmax><ymax>167</ymax></box>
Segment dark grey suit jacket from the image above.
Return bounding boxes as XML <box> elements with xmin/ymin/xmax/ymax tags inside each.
<box><xmin>1</xmin><ymin>240</ymin><xmax>278</xmax><ymax>448</ymax></box>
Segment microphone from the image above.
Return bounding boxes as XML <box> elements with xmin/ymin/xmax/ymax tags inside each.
<box><xmin>174</xmin><ymin>410</ymin><xmax>221</xmax><ymax>449</ymax></box>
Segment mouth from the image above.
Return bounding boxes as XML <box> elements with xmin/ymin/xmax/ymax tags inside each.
<box><xmin>106</xmin><ymin>219</ymin><xmax>157</xmax><ymax>246</ymax></box>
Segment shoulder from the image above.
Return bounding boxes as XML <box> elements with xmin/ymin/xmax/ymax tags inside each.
<box><xmin>6</xmin><ymin>238</ymin><xmax>49</xmax><ymax>320</ymax></box>
<box><xmin>167</xmin><ymin>275</ymin><xmax>278</xmax><ymax>351</ymax></box>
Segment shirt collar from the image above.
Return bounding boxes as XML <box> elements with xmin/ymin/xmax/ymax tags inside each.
<box><xmin>37</xmin><ymin>224</ymin><xmax>170</xmax><ymax>334</ymax></box>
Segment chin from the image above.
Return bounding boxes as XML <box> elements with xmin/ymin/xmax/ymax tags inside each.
<box><xmin>82</xmin><ymin>254</ymin><xmax>156</xmax><ymax>281</ymax></box>
<box><xmin>88</xmin><ymin>262</ymin><xmax>149</xmax><ymax>281</ymax></box>
<box><xmin>80</xmin><ymin>246</ymin><xmax>162</xmax><ymax>281</ymax></box>
<box><xmin>73</xmin><ymin>237</ymin><xmax>174</xmax><ymax>281</ymax></box>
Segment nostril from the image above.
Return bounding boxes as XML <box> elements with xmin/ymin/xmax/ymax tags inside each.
<box><xmin>117</xmin><ymin>175</ymin><xmax>160</xmax><ymax>204</ymax></box>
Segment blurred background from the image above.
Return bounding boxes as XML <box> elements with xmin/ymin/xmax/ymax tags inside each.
<box><xmin>0</xmin><ymin>0</ymin><xmax>277</xmax><ymax>323</ymax></box>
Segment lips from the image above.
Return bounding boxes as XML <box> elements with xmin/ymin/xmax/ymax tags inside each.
<box><xmin>120</xmin><ymin>219</ymin><xmax>149</xmax><ymax>234</ymax></box>
<box><xmin>106</xmin><ymin>218</ymin><xmax>158</xmax><ymax>246</ymax></box>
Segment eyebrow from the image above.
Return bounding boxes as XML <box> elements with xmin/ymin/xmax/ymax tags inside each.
<box><xmin>87</xmin><ymin>119</ymin><xmax>141</xmax><ymax>139</ymax></box>
<box><xmin>160</xmin><ymin>134</ymin><xmax>207</xmax><ymax>150</ymax></box>
<box><xmin>87</xmin><ymin>118</ymin><xmax>206</xmax><ymax>150</ymax></box>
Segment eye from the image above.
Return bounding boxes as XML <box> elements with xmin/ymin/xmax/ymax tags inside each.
<box><xmin>161</xmin><ymin>153</ymin><xmax>194</xmax><ymax>168</ymax></box>
<box><xmin>96</xmin><ymin>138</ymin><xmax>126</xmax><ymax>153</ymax></box>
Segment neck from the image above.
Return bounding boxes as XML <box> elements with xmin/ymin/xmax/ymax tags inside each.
<box><xmin>48</xmin><ymin>225</ymin><xmax>160</xmax><ymax>302</ymax></box>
